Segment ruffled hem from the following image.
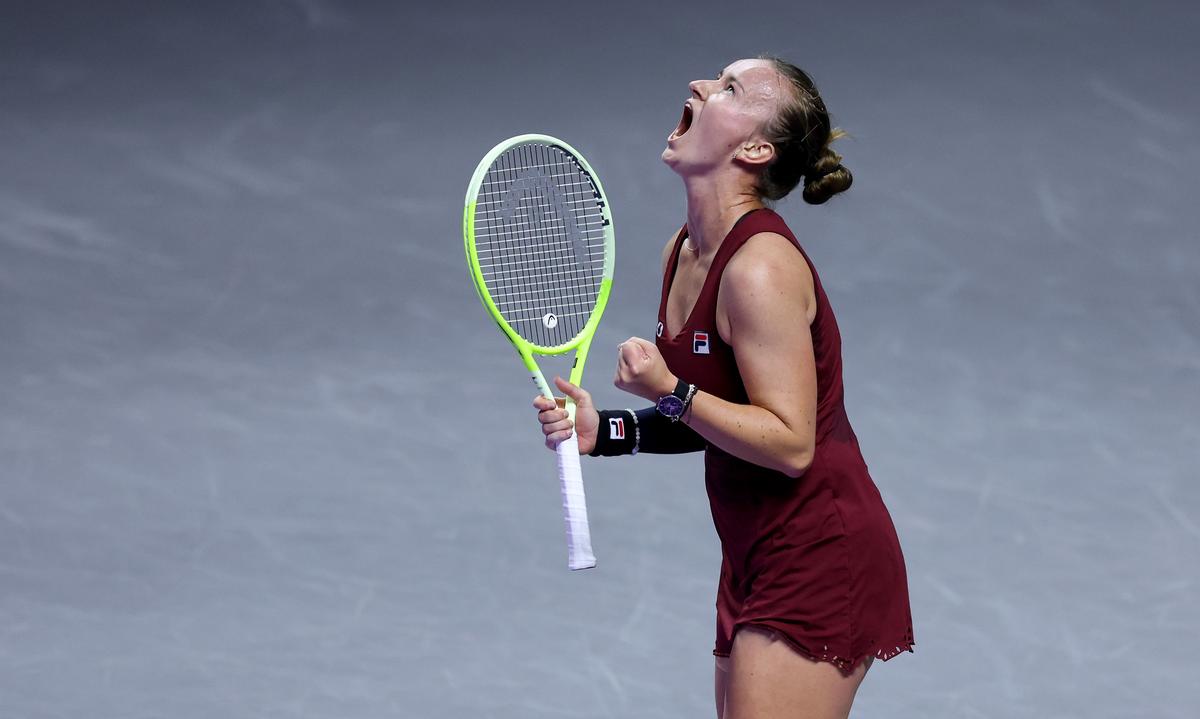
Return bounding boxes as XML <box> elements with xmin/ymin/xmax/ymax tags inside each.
<box><xmin>714</xmin><ymin>624</ymin><xmax>915</xmax><ymax>677</ymax></box>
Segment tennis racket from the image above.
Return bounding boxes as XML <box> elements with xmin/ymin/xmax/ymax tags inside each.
<box><xmin>463</xmin><ymin>134</ymin><xmax>615</xmax><ymax>571</ymax></box>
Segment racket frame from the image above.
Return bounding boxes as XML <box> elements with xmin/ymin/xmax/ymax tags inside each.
<box><xmin>463</xmin><ymin>133</ymin><xmax>615</xmax><ymax>570</ymax></box>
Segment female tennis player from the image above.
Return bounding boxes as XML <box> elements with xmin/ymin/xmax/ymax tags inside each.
<box><xmin>533</xmin><ymin>56</ymin><xmax>914</xmax><ymax>719</ymax></box>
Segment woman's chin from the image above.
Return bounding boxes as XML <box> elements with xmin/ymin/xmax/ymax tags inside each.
<box><xmin>661</xmin><ymin>145</ymin><xmax>684</xmax><ymax>173</ymax></box>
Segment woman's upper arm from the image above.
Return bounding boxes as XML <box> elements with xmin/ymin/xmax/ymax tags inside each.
<box><xmin>719</xmin><ymin>232</ymin><xmax>818</xmax><ymax>456</ymax></box>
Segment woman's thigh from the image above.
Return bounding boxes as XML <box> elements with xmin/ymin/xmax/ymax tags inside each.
<box><xmin>722</xmin><ymin>625</ymin><xmax>872</xmax><ymax>719</ymax></box>
<box><xmin>715</xmin><ymin>655</ymin><xmax>731</xmax><ymax>719</ymax></box>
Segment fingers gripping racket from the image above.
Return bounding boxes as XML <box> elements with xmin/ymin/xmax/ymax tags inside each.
<box><xmin>463</xmin><ymin>134</ymin><xmax>615</xmax><ymax>570</ymax></box>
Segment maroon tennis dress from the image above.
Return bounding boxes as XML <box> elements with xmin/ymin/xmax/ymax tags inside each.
<box><xmin>655</xmin><ymin>208</ymin><xmax>915</xmax><ymax>676</ymax></box>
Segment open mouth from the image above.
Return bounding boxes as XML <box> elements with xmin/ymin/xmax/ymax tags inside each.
<box><xmin>669</xmin><ymin>102</ymin><xmax>694</xmax><ymax>140</ymax></box>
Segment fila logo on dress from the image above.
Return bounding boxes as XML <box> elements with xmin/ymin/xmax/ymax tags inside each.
<box><xmin>609</xmin><ymin>417</ymin><xmax>625</xmax><ymax>440</ymax></box>
<box><xmin>693</xmin><ymin>330</ymin><xmax>710</xmax><ymax>355</ymax></box>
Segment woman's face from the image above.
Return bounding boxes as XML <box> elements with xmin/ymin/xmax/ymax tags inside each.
<box><xmin>661</xmin><ymin>58</ymin><xmax>786</xmax><ymax>175</ymax></box>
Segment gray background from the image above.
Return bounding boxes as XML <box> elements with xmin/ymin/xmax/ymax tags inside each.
<box><xmin>2</xmin><ymin>1</ymin><xmax>1198</xmax><ymax>717</ymax></box>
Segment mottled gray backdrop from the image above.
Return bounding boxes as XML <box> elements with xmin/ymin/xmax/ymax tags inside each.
<box><xmin>2</xmin><ymin>1</ymin><xmax>1197</xmax><ymax>717</ymax></box>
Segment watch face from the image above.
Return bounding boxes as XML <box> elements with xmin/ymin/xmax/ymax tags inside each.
<box><xmin>657</xmin><ymin>395</ymin><xmax>684</xmax><ymax>417</ymax></box>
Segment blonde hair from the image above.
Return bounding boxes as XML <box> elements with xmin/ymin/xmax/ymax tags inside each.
<box><xmin>757</xmin><ymin>56</ymin><xmax>853</xmax><ymax>205</ymax></box>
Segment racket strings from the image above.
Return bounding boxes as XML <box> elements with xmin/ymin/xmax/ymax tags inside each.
<box><xmin>475</xmin><ymin>143</ymin><xmax>607</xmax><ymax>348</ymax></box>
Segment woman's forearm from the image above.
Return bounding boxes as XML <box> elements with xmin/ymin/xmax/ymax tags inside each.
<box><xmin>680</xmin><ymin>389</ymin><xmax>813</xmax><ymax>477</ymax></box>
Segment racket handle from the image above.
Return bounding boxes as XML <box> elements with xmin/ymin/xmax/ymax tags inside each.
<box><xmin>555</xmin><ymin>433</ymin><xmax>596</xmax><ymax>570</ymax></box>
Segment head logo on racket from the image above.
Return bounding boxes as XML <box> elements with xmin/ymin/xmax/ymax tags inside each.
<box><xmin>498</xmin><ymin>168</ymin><xmax>587</xmax><ymax>266</ymax></box>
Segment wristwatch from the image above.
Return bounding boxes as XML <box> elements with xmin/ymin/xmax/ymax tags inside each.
<box><xmin>656</xmin><ymin>379</ymin><xmax>697</xmax><ymax>422</ymax></box>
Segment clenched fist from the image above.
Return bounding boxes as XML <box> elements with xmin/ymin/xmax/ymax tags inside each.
<box><xmin>614</xmin><ymin>337</ymin><xmax>678</xmax><ymax>402</ymax></box>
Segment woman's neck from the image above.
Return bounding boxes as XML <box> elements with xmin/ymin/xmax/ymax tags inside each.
<box><xmin>682</xmin><ymin>173</ymin><xmax>763</xmax><ymax>258</ymax></box>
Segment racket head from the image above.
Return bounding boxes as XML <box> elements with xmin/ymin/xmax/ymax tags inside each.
<box><xmin>463</xmin><ymin>134</ymin><xmax>615</xmax><ymax>356</ymax></box>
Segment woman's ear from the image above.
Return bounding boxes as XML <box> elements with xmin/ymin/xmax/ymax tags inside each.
<box><xmin>734</xmin><ymin>140</ymin><xmax>775</xmax><ymax>166</ymax></box>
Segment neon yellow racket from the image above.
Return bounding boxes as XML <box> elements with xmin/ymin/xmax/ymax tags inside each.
<box><xmin>463</xmin><ymin>134</ymin><xmax>615</xmax><ymax>571</ymax></box>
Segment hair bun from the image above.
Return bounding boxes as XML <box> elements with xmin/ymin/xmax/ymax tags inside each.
<box><xmin>801</xmin><ymin>146</ymin><xmax>853</xmax><ymax>205</ymax></box>
<box><xmin>804</xmin><ymin>164</ymin><xmax>833</xmax><ymax>183</ymax></box>
<box><xmin>754</xmin><ymin>57</ymin><xmax>852</xmax><ymax>204</ymax></box>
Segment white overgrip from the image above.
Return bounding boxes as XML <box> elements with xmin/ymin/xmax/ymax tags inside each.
<box><xmin>555</xmin><ymin>433</ymin><xmax>596</xmax><ymax>570</ymax></box>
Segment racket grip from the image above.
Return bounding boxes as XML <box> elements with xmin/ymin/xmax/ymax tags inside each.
<box><xmin>555</xmin><ymin>433</ymin><xmax>596</xmax><ymax>570</ymax></box>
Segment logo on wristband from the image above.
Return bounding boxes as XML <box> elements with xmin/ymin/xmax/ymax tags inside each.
<box><xmin>608</xmin><ymin>417</ymin><xmax>625</xmax><ymax>440</ymax></box>
<box><xmin>693</xmin><ymin>330</ymin><xmax>710</xmax><ymax>355</ymax></box>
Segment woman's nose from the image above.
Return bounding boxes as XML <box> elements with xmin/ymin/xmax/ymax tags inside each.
<box><xmin>689</xmin><ymin>80</ymin><xmax>706</xmax><ymax>99</ymax></box>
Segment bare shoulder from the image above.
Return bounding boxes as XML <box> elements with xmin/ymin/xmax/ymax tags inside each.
<box><xmin>720</xmin><ymin>232</ymin><xmax>815</xmax><ymax>320</ymax></box>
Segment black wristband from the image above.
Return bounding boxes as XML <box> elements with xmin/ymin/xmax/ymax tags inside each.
<box><xmin>634</xmin><ymin>406</ymin><xmax>707</xmax><ymax>454</ymax></box>
<box><xmin>589</xmin><ymin>409</ymin><xmax>639</xmax><ymax>457</ymax></box>
<box><xmin>588</xmin><ymin>406</ymin><xmax>707</xmax><ymax>456</ymax></box>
